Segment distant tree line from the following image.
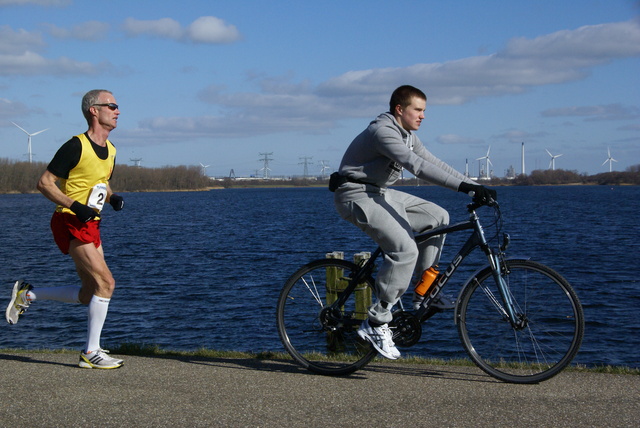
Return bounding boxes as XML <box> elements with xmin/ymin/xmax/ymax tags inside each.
<box><xmin>0</xmin><ymin>158</ymin><xmax>212</xmax><ymax>194</ymax></box>
<box><xmin>393</xmin><ymin>166</ymin><xmax>640</xmax><ymax>187</ymax></box>
<box><xmin>503</xmin><ymin>166</ymin><xmax>640</xmax><ymax>186</ymax></box>
<box><xmin>109</xmin><ymin>164</ymin><xmax>211</xmax><ymax>191</ymax></box>
<box><xmin>2</xmin><ymin>157</ymin><xmax>639</xmax><ymax>194</ymax></box>
<box><xmin>0</xmin><ymin>158</ymin><xmax>44</xmax><ymax>193</ymax></box>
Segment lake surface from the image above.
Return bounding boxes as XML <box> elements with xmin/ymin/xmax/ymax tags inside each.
<box><xmin>1</xmin><ymin>185</ymin><xmax>638</xmax><ymax>368</ymax></box>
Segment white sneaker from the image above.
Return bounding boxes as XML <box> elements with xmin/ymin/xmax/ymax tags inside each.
<box><xmin>79</xmin><ymin>349</ymin><xmax>124</xmax><ymax>369</ymax></box>
<box><xmin>413</xmin><ymin>292</ymin><xmax>456</xmax><ymax>311</ymax></box>
<box><xmin>357</xmin><ymin>319</ymin><xmax>401</xmax><ymax>359</ymax></box>
<box><xmin>5</xmin><ymin>281</ymin><xmax>32</xmax><ymax>325</ymax></box>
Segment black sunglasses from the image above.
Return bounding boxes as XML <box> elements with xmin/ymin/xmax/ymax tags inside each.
<box><xmin>93</xmin><ymin>103</ymin><xmax>119</xmax><ymax>111</ymax></box>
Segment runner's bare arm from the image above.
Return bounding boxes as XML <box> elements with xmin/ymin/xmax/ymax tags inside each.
<box><xmin>37</xmin><ymin>169</ymin><xmax>74</xmax><ymax>208</ymax></box>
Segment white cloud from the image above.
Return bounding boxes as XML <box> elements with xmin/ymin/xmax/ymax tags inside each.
<box><xmin>44</xmin><ymin>20</ymin><xmax>110</xmax><ymax>41</ymax></box>
<box><xmin>318</xmin><ymin>20</ymin><xmax>640</xmax><ymax>105</ymax></box>
<box><xmin>0</xmin><ymin>51</ymin><xmax>102</xmax><ymax>75</ymax></box>
<box><xmin>122</xmin><ymin>17</ymin><xmax>182</xmax><ymax>40</ymax></box>
<box><xmin>117</xmin><ymin>20</ymin><xmax>640</xmax><ymax>146</ymax></box>
<box><xmin>0</xmin><ymin>97</ymin><xmax>31</xmax><ymax>120</ymax></box>
<box><xmin>186</xmin><ymin>16</ymin><xmax>240</xmax><ymax>44</ymax></box>
<box><xmin>122</xmin><ymin>16</ymin><xmax>241</xmax><ymax>44</ymax></box>
<box><xmin>503</xmin><ymin>20</ymin><xmax>640</xmax><ymax>61</ymax></box>
<box><xmin>541</xmin><ymin>104</ymin><xmax>640</xmax><ymax>121</ymax></box>
<box><xmin>0</xmin><ymin>25</ymin><xmax>45</xmax><ymax>54</ymax></box>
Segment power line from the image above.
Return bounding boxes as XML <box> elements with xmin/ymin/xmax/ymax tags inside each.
<box><xmin>299</xmin><ymin>156</ymin><xmax>313</xmax><ymax>178</ymax></box>
<box><xmin>258</xmin><ymin>152</ymin><xmax>273</xmax><ymax>179</ymax></box>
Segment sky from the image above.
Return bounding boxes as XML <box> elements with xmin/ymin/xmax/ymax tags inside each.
<box><xmin>1</xmin><ymin>0</ymin><xmax>639</xmax><ymax>178</ymax></box>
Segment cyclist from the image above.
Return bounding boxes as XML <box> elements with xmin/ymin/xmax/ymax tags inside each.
<box><xmin>331</xmin><ymin>85</ymin><xmax>496</xmax><ymax>359</ymax></box>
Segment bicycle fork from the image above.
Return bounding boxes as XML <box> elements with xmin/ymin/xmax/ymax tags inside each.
<box><xmin>471</xmin><ymin>212</ymin><xmax>525</xmax><ymax>330</ymax></box>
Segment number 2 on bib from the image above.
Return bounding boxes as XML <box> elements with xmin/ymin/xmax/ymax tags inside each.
<box><xmin>87</xmin><ymin>183</ymin><xmax>107</xmax><ymax>211</ymax></box>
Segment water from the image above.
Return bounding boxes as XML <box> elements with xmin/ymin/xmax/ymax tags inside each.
<box><xmin>1</xmin><ymin>186</ymin><xmax>638</xmax><ymax>368</ymax></box>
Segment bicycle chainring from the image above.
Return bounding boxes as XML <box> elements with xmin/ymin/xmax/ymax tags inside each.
<box><xmin>390</xmin><ymin>311</ymin><xmax>422</xmax><ymax>347</ymax></box>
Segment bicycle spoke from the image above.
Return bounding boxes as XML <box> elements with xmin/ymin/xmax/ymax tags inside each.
<box><xmin>277</xmin><ymin>258</ymin><xmax>376</xmax><ymax>376</ymax></box>
<box><xmin>300</xmin><ymin>274</ymin><xmax>323</xmax><ymax>307</ymax></box>
<box><xmin>457</xmin><ymin>259</ymin><xmax>584</xmax><ymax>383</ymax></box>
<box><xmin>477</xmin><ymin>278</ymin><xmax>509</xmax><ymax>319</ymax></box>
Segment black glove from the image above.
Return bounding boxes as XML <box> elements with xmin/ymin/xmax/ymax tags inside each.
<box><xmin>458</xmin><ymin>182</ymin><xmax>497</xmax><ymax>204</ymax></box>
<box><xmin>109</xmin><ymin>194</ymin><xmax>124</xmax><ymax>211</ymax></box>
<box><xmin>70</xmin><ymin>201</ymin><xmax>98</xmax><ymax>222</ymax></box>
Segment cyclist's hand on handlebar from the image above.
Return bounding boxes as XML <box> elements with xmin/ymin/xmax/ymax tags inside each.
<box><xmin>458</xmin><ymin>182</ymin><xmax>497</xmax><ymax>204</ymax></box>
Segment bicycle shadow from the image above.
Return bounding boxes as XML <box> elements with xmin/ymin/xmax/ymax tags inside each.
<box><xmin>163</xmin><ymin>354</ymin><xmax>498</xmax><ymax>384</ymax></box>
<box><xmin>0</xmin><ymin>351</ymin><xmax>497</xmax><ymax>384</ymax></box>
<box><xmin>360</xmin><ymin>362</ymin><xmax>500</xmax><ymax>384</ymax></box>
<box><xmin>125</xmin><ymin>353</ymin><xmax>372</xmax><ymax>379</ymax></box>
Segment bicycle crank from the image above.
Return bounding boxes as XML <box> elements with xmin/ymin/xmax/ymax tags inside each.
<box><xmin>390</xmin><ymin>311</ymin><xmax>422</xmax><ymax>347</ymax></box>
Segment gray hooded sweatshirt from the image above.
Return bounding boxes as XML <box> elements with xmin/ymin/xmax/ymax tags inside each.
<box><xmin>336</xmin><ymin>112</ymin><xmax>473</xmax><ymax>199</ymax></box>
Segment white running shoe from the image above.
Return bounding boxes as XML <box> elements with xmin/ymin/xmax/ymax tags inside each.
<box><xmin>5</xmin><ymin>280</ymin><xmax>33</xmax><ymax>325</ymax></box>
<box><xmin>357</xmin><ymin>319</ymin><xmax>401</xmax><ymax>360</ymax></box>
<box><xmin>413</xmin><ymin>292</ymin><xmax>456</xmax><ymax>311</ymax></box>
<box><xmin>79</xmin><ymin>349</ymin><xmax>124</xmax><ymax>369</ymax></box>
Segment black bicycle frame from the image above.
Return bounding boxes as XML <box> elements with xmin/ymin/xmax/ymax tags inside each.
<box><xmin>330</xmin><ymin>207</ymin><xmax>521</xmax><ymax>327</ymax></box>
<box><xmin>413</xmin><ymin>215</ymin><xmax>482</xmax><ymax>319</ymax></box>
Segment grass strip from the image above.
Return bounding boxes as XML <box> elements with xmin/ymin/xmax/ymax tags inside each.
<box><xmin>2</xmin><ymin>344</ymin><xmax>637</xmax><ymax>376</ymax></box>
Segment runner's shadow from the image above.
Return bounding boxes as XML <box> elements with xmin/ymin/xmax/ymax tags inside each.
<box><xmin>0</xmin><ymin>352</ymin><xmax>77</xmax><ymax>368</ymax></box>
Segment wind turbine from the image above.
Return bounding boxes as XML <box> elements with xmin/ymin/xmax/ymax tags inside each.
<box><xmin>545</xmin><ymin>149</ymin><xmax>563</xmax><ymax>170</ymax></box>
<box><xmin>199</xmin><ymin>162</ymin><xmax>210</xmax><ymax>176</ymax></box>
<box><xmin>319</xmin><ymin>160</ymin><xmax>330</xmax><ymax>179</ymax></box>
<box><xmin>476</xmin><ymin>146</ymin><xmax>492</xmax><ymax>179</ymax></box>
<box><xmin>12</xmin><ymin>122</ymin><xmax>49</xmax><ymax>163</ymax></box>
<box><xmin>602</xmin><ymin>147</ymin><xmax>617</xmax><ymax>172</ymax></box>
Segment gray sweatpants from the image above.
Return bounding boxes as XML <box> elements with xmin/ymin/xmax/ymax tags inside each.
<box><xmin>335</xmin><ymin>187</ymin><xmax>449</xmax><ymax>324</ymax></box>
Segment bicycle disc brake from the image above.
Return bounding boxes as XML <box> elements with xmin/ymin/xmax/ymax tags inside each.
<box><xmin>389</xmin><ymin>311</ymin><xmax>422</xmax><ymax>347</ymax></box>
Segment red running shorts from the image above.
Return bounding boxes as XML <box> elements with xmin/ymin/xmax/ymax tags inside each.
<box><xmin>51</xmin><ymin>212</ymin><xmax>101</xmax><ymax>255</ymax></box>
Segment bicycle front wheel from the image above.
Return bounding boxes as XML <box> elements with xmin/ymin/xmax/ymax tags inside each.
<box><xmin>457</xmin><ymin>259</ymin><xmax>584</xmax><ymax>383</ymax></box>
<box><xmin>276</xmin><ymin>258</ymin><xmax>377</xmax><ymax>376</ymax></box>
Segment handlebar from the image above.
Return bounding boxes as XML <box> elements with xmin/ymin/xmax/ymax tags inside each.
<box><xmin>466</xmin><ymin>191</ymin><xmax>498</xmax><ymax>213</ymax></box>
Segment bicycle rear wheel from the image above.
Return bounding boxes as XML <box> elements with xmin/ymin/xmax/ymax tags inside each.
<box><xmin>457</xmin><ymin>259</ymin><xmax>584</xmax><ymax>383</ymax></box>
<box><xmin>276</xmin><ymin>258</ymin><xmax>377</xmax><ymax>376</ymax></box>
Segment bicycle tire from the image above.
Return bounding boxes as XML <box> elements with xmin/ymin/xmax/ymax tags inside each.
<box><xmin>276</xmin><ymin>258</ymin><xmax>377</xmax><ymax>376</ymax></box>
<box><xmin>456</xmin><ymin>259</ymin><xmax>584</xmax><ymax>384</ymax></box>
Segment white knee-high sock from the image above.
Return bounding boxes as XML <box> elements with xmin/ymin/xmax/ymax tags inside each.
<box><xmin>85</xmin><ymin>295</ymin><xmax>110</xmax><ymax>353</ymax></box>
<box><xmin>27</xmin><ymin>286</ymin><xmax>81</xmax><ymax>303</ymax></box>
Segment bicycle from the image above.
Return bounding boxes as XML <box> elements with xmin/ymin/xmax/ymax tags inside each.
<box><xmin>276</xmin><ymin>198</ymin><xmax>584</xmax><ymax>383</ymax></box>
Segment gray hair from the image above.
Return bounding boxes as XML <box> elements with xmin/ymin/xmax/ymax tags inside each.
<box><xmin>81</xmin><ymin>89</ymin><xmax>112</xmax><ymax>124</ymax></box>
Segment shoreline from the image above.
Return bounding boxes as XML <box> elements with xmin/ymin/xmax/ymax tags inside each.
<box><xmin>2</xmin><ymin>182</ymin><xmax>639</xmax><ymax>196</ymax></box>
<box><xmin>1</xmin><ymin>346</ymin><xmax>638</xmax><ymax>375</ymax></box>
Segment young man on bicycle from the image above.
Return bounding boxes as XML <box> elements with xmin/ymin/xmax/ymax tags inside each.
<box><xmin>331</xmin><ymin>85</ymin><xmax>495</xmax><ymax>359</ymax></box>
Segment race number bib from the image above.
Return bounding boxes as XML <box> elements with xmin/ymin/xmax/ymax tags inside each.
<box><xmin>87</xmin><ymin>183</ymin><xmax>107</xmax><ymax>212</ymax></box>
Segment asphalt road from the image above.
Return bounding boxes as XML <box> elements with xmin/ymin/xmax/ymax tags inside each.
<box><xmin>0</xmin><ymin>351</ymin><xmax>637</xmax><ymax>427</ymax></box>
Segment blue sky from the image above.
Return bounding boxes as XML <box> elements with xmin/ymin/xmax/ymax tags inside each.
<box><xmin>1</xmin><ymin>0</ymin><xmax>639</xmax><ymax>178</ymax></box>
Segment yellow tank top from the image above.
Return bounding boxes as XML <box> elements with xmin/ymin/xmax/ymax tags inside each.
<box><xmin>57</xmin><ymin>133</ymin><xmax>116</xmax><ymax>215</ymax></box>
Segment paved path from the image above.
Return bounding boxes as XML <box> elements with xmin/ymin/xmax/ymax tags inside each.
<box><xmin>0</xmin><ymin>351</ymin><xmax>638</xmax><ymax>427</ymax></box>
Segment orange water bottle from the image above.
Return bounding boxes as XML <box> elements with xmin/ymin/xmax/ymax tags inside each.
<box><xmin>414</xmin><ymin>266</ymin><xmax>439</xmax><ymax>296</ymax></box>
